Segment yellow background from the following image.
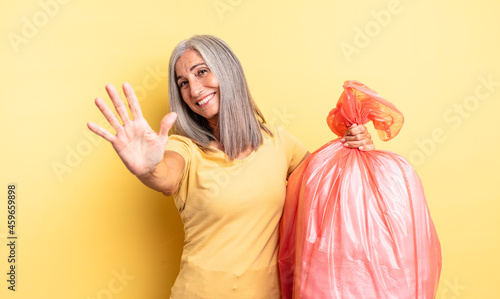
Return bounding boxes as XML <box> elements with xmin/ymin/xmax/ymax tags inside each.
<box><xmin>1</xmin><ymin>0</ymin><xmax>499</xmax><ymax>298</ymax></box>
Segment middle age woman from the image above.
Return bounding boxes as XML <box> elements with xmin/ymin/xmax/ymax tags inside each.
<box><xmin>87</xmin><ymin>34</ymin><xmax>374</xmax><ymax>298</ymax></box>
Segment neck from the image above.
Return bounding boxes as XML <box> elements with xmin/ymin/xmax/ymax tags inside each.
<box><xmin>207</xmin><ymin>116</ymin><xmax>220</xmax><ymax>141</ymax></box>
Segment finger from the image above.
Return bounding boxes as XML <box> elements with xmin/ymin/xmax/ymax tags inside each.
<box><xmin>345</xmin><ymin>124</ymin><xmax>366</xmax><ymax>136</ymax></box>
<box><xmin>158</xmin><ymin>112</ymin><xmax>178</xmax><ymax>143</ymax></box>
<box><xmin>105</xmin><ymin>83</ymin><xmax>132</xmax><ymax>124</ymax></box>
<box><xmin>342</xmin><ymin>134</ymin><xmax>362</xmax><ymax>142</ymax></box>
<box><xmin>345</xmin><ymin>123</ymin><xmax>357</xmax><ymax>133</ymax></box>
<box><xmin>343</xmin><ymin>136</ymin><xmax>373</xmax><ymax>148</ymax></box>
<box><xmin>122</xmin><ymin>82</ymin><xmax>144</xmax><ymax>120</ymax></box>
<box><xmin>94</xmin><ymin>97</ymin><xmax>123</xmax><ymax>133</ymax></box>
<box><xmin>341</xmin><ymin>124</ymin><xmax>357</xmax><ymax>142</ymax></box>
<box><xmin>87</xmin><ymin>122</ymin><xmax>116</xmax><ymax>143</ymax></box>
<box><xmin>359</xmin><ymin>144</ymin><xmax>376</xmax><ymax>151</ymax></box>
<box><xmin>343</xmin><ymin>140</ymin><xmax>364</xmax><ymax>148</ymax></box>
<box><xmin>342</xmin><ymin>132</ymin><xmax>371</xmax><ymax>142</ymax></box>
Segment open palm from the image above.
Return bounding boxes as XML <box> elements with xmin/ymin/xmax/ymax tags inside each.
<box><xmin>87</xmin><ymin>83</ymin><xmax>177</xmax><ymax>176</ymax></box>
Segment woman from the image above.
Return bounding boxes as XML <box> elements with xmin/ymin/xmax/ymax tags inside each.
<box><xmin>87</xmin><ymin>35</ymin><xmax>373</xmax><ymax>298</ymax></box>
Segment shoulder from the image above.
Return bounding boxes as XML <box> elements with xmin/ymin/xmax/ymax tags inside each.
<box><xmin>262</xmin><ymin>125</ymin><xmax>308</xmax><ymax>176</ymax></box>
<box><xmin>264</xmin><ymin>125</ymin><xmax>300</xmax><ymax>145</ymax></box>
<box><xmin>165</xmin><ymin>134</ymin><xmax>198</xmax><ymax>162</ymax></box>
<box><xmin>166</xmin><ymin>134</ymin><xmax>201</xmax><ymax>151</ymax></box>
<box><xmin>168</xmin><ymin>134</ymin><xmax>196</xmax><ymax>145</ymax></box>
<box><xmin>261</xmin><ymin>125</ymin><xmax>306</xmax><ymax>154</ymax></box>
<box><xmin>263</xmin><ymin>124</ymin><xmax>291</xmax><ymax>138</ymax></box>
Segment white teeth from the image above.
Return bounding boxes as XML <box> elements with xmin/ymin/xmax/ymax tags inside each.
<box><xmin>196</xmin><ymin>93</ymin><xmax>214</xmax><ymax>106</ymax></box>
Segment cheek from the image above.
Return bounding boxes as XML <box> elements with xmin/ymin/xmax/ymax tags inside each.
<box><xmin>180</xmin><ymin>89</ymin><xmax>191</xmax><ymax>104</ymax></box>
<box><xmin>207</xmin><ymin>74</ymin><xmax>220</xmax><ymax>89</ymax></box>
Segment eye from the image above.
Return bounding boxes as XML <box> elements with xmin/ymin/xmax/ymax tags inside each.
<box><xmin>178</xmin><ymin>80</ymin><xmax>188</xmax><ymax>88</ymax></box>
<box><xmin>198</xmin><ymin>69</ymin><xmax>208</xmax><ymax>76</ymax></box>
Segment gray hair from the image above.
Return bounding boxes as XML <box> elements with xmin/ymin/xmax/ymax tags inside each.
<box><xmin>168</xmin><ymin>35</ymin><xmax>271</xmax><ymax>159</ymax></box>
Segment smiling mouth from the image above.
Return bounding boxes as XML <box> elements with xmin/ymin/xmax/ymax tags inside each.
<box><xmin>196</xmin><ymin>93</ymin><xmax>215</xmax><ymax>106</ymax></box>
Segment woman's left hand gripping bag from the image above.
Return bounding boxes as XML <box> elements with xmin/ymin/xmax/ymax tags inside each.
<box><xmin>279</xmin><ymin>80</ymin><xmax>442</xmax><ymax>299</ymax></box>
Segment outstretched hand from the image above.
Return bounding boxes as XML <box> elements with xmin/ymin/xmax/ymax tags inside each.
<box><xmin>340</xmin><ymin>124</ymin><xmax>375</xmax><ymax>151</ymax></box>
<box><xmin>87</xmin><ymin>83</ymin><xmax>177</xmax><ymax>176</ymax></box>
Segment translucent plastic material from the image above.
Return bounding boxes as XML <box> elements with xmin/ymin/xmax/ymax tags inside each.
<box><xmin>279</xmin><ymin>80</ymin><xmax>442</xmax><ymax>298</ymax></box>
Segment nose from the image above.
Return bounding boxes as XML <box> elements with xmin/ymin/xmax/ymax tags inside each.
<box><xmin>189</xmin><ymin>78</ymin><xmax>204</xmax><ymax>97</ymax></box>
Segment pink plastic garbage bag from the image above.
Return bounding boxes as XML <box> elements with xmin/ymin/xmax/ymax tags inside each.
<box><xmin>279</xmin><ymin>80</ymin><xmax>442</xmax><ymax>299</ymax></box>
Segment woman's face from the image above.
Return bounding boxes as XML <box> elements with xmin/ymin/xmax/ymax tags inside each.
<box><xmin>175</xmin><ymin>49</ymin><xmax>221</xmax><ymax>124</ymax></box>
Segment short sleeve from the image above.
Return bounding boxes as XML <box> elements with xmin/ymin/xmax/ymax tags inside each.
<box><xmin>274</xmin><ymin>126</ymin><xmax>308</xmax><ymax>176</ymax></box>
<box><xmin>165</xmin><ymin>134</ymin><xmax>192</xmax><ymax>164</ymax></box>
<box><xmin>164</xmin><ymin>135</ymin><xmax>193</xmax><ymax>208</ymax></box>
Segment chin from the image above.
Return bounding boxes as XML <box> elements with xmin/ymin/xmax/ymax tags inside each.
<box><xmin>203</xmin><ymin>113</ymin><xmax>219</xmax><ymax>121</ymax></box>
<box><xmin>200</xmin><ymin>108</ymin><xmax>219</xmax><ymax>121</ymax></box>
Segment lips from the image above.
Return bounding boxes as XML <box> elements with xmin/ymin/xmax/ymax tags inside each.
<box><xmin>196</xmin><ymin>93</ymin><xmax>215</xmax><ymax>106</ymax></box>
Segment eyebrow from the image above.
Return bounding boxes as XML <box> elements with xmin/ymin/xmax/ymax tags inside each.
<box><xmin>176</xmin><ymin>63</ymin><xmax>207</xmax><ymax>81</ymax></box>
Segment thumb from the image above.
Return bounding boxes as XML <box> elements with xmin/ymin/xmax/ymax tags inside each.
<box><xmin>158</xmin><ymin>112</ymin><xmax>177</xmax><ymax>143</ymax></box>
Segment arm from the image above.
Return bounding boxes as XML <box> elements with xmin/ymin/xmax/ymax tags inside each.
<box><xmin>287</xmin><ymin>151</ymin><xmax>310</xmax><ymax>180</ymax></box>
<box><xmin>87</xmin><ymin>82</ymin><xmax>184</xmax><ymax>196</ymax></box>
<box><xmin>136</xmin><ymin>150</ymin><xmax>185</xmax><ymax>196</ymax></box>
